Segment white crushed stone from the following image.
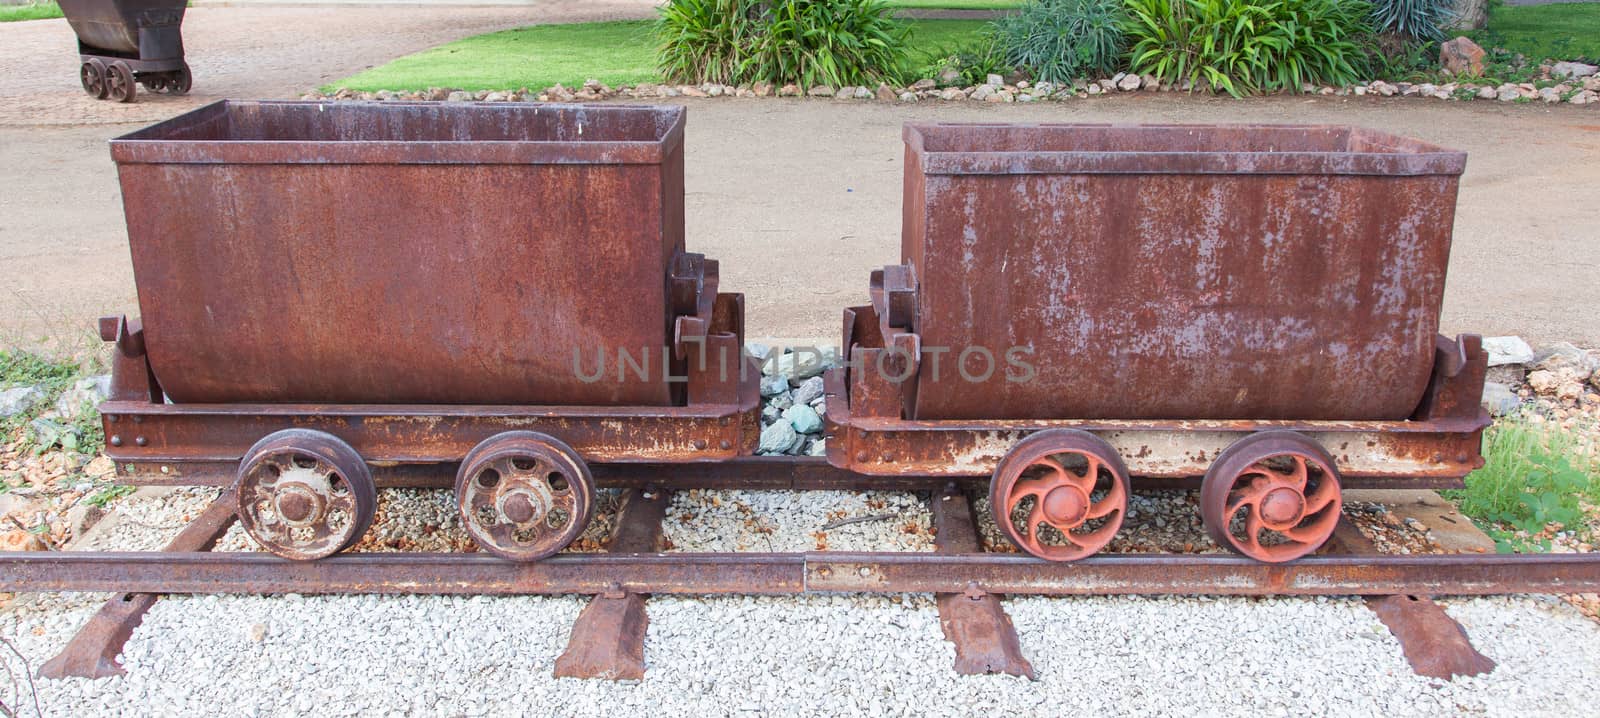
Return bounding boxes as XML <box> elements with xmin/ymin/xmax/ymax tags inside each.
<box><xmin>662</xmin><ymin>489</ymin><xmax>932</xmax><ymax>552</ymax></box>
<box><xmin>3</xmin><ymin>487</ymin><xmax>1599</xmax><ymax>716</ymax></box>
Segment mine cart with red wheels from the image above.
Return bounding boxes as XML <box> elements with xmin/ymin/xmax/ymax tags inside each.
<box><xmin>57</xmin><ymin>0</ymin><xmax>191</xmax><ymax>102</ymax></box>
<box><xmin>98</xmin><ymin>102</ymin><xmax>758</xmax><ymax>561</ymax></box>
<box><xmin>825</xmin><ymin>123</ymin><xmax>1490</xmax><ymax>563</ymax></box>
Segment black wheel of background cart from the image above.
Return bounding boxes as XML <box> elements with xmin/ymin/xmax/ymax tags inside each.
<box><xmin>141</xmin><ymin>74</ymin><xmax>169</xmax><ymax>94</ymax></box>
<box><xmin>167</xmin><ymin>63</ymin><xmax>192</xmax><ymax>95</ymax></box>
<box><xmin>80</xmin><ymin>59</ymin><xmax>107</xmax><ymax>99</ymax></box>
<box><xmin>105</xmin><ymin>61</ymin><xmax>135</xmax><ymax>103</ymax></box>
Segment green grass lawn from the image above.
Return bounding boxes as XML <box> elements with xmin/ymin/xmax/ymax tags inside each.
<box><xmin>330</xmin><ymin>19</ymin><xmax>990</xmax><ymax>93</ymax></box>
<box><xmin>0</xmin><ymin>1</ymin><xmax>62</xmax><ymax>22</ymax></box>
<box><xmin>1474</xmin><ymin>2</ymin><xmax>1600</xmax><ymax>62</ymax></box>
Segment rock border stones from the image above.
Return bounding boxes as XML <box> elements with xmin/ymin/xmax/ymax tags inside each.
<box><xmin>310</xmin><ymin>66</ymin><xmax>1600</xmax><ymax>107</ymax></box>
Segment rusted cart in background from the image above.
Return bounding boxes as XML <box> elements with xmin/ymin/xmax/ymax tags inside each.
<box><xmin>58</xmin><ymin>0</ymin><xmax>191</xmax><ymax>102</ymax></box>
<box><xmin>827</xmin><ymin>123</ymin><xmax>1489</xmax><ymax>562</ymax></box>
<box><xmin>100</xmin><ymin>101</ymin><xmax>756</xmax><ymax>560</ymax></box>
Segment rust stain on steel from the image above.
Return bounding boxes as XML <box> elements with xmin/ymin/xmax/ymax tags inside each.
<box><xmin>6</xmin><ymin>551</ymin><xmax>1600</xmax><ymax>597</ymax></box>
<box><xmin>823</xmin><ymin>331</ymin><xmax>1488</xmax><ymax>479</ymax></box>
<box><xmin>37</xmin><ymin>491</ymin><xmax>236</xmax><ymax>679</ymax></box>
<box><xmin>1331</xmin><ymin>520</ymin><xmax>1495</xmax><ymax>679</ymax></box>
<box><xmin>98</xmin><ymin>391</ymin><xmax>760</xmax><ymax>466</ymax></box>
<box><xmin>110</xmin><ymin>101</ymin><xmax>699</xmax><ymax>406</ymax></box>
<box><xmin>555</xmin><ymin>489</ymin><xmax>669</xmax><ymax>680</ymax></box>
<box><xmin>931</xmin><ymin>485</ymin><xmax>1036</xmax><ymax>679</ymax></box>
<box><xmin>1367</xmin><ymin>595</ymin><xmax>1496</xmax><ymax>679</ymax></box>
<box><xmin>895</xmin><ymin>123</ymin><xmax>1467</xmax><ymax>421</ymax></box>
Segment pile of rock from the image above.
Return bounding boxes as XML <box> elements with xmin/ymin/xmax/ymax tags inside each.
<box><xmin>309</xmin><ymin>59</ymin><xmax>1600</xmax><ymax>108</ymax></box>
<box><xmin>751</xmin><ymin>345</ymin><xmax>836</xmax><ymax>457</ymax></box>
<box><xmin>1481</xmin><ymin>336</ymin><xmax>1600</xmax><ymax>430</ymax></box>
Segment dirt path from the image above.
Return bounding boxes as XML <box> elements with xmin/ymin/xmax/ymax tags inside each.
<box><xmin>2</xmin><ymin>11</ymin><xmax>1598</xmax><ymax>352</ymax></box>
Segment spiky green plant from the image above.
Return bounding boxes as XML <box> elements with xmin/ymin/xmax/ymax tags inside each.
<box><xmin>1123</xmin><ymin>0</ymin><xmax>1372</xmax><ymax>97</ymax></box>
<box><xmin>1371</xmin><ymin>0</ymin><xmax>1455</xmax><ymax>41</ymax></box>
<box><xmin>991</xmin><ymin>0</ymin><xmax>1129</xmax><ymax>83</ymax></box>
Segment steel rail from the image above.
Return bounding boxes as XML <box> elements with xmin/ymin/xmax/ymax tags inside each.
<box><xmin>4</xmin><ymin>551</ymin><xmax>1598</xmax><ymax>597</ymax></box>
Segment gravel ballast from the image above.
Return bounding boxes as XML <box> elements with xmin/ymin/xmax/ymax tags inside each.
<box><xmin>2</xmin><ymin>487</ymin><xmax>1598</xmax><ymax>716</ymax></box>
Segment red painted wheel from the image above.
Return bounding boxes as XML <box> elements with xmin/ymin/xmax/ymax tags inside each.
<box><xmin>989</xmin><ymin>429</ymin><xmax>1129</xmax><ymax>561</ymax></box>
<box><xmin>456</xmin><ymin>432</ymin><xmax>594</xmax><ymax>562</ymax></box>
<box><xmin>1199</xmin><ymin>431</ymin><xmax>1342</xmax><ymax>563</ymax></box>
<box><xmin>234</xmin><ymin>429</ymin><xmax>377</xmax><ymax>560</ymax></box>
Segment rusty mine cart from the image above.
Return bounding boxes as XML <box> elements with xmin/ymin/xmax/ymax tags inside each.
<box><xmin>4</xmin><ymin>102</ymin><xmax>1598</xmax><ymax>682</ymax></box>
<box><xmin>58</xmin><ymin>0</ymin><xmax>192</xmax><ymax>102</ymax></box>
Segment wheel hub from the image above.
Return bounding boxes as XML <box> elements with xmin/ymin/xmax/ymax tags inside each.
<box><xmin>1260</xmin><ymin>487</ymin><xmax>1305</xmax><ymax>528</ymax></box>
<box><xmin>497</xmin><ymin>486</ymin><xmax>548</xmax><ymax>525</ymax></box>
<box><xmin>274</xmin><ymin>483</ymin><xmax>325</xmax><ymax>525</ymax></box>
<box><xmin>1041</xmin><ymin>485</ymin><xmax>1089</xmax><ymax>527</ymax></box>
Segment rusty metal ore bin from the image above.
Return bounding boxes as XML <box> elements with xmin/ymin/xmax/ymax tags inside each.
<box><xmin>111</xmin><ymin>101</ymin><xmax>691</xmax><ymax>407</ymax></box>
<box><xmin>895</xmin><ymin>123</ymin><xmax>1467</xmax><ymax>421</ymax></box>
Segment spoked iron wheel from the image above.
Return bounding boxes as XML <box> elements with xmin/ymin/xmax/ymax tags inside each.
<box><xmin>989</xmin><ymin>429</ymin><xmax>1130</xmax><ymax>561</ymax></box>
<box><xmin>80</xmin><ymin>59</ymin><xmax>107</xmax><ymax>99</ymax></box>
<box><xmin>1199</xmin><ymin>431</ymin><xmax>1343</xmax><ymax>563</ymax></box>
<box><xmin>105</xmin><ymin>61</ymin><xmax>135</xmax><ymax>103</ymax></box>
<box><xmin>456</xmin><ymin>432</ymin><xmax>594</xmax><ymax>561</ymax></box>
<box><xmin>141</xmin><ymin>74</ymin><xmax>169</xmax><ymax>94</ymax></box>
<box><xmin>233</xmin><ymin>429</ymin><xmax>377</xmax><ymax>560</ymax></box>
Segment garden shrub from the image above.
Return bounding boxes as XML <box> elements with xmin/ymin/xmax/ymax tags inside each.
<box><xmin>1370</xmin><ymin>0</ymin><xmax>1454</xmax><ymax>42</ymax></box>
<box><xmin>992</xmin><ymin>0</ymin><xmax>1129</xmax><ymax>83</ymax></box>
<box><xmin>1124</xmin><ymin>0</ymin><xmax>1374</xmax><ymax>96</ymax></box>
<box><xmin>657</xmin><ymin>0</ymin><xmax>757</xmax><ymax>85</ymax></box>
<box><xmin>657</xmin><ymin>0</ymin><xmax>910</xmax><ymax>87</ymax></box>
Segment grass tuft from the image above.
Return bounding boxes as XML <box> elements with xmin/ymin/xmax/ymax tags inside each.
<box><xmin>1443</xmin><ymin>419</ymin><xmax>1599</xmax><ymax>553</ymax></box>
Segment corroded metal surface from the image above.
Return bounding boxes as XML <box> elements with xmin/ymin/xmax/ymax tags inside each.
<box><xmin>98</xmin><ymin>393</ymin><xmax>761</xmax><ymax>467</ymax></box>
<box><xmin>989</xmin><ymin>430</ymin><xmax>1129</xmax><ymax>561</ymax></box>
<box><xmin>111</xmin><ymin>102</ymin><xmax>697</xmax><ymax>406</ymax></box>
<box><xmin>36</xmin><ymin>492</ymin><xmax>235</xmax><ymax>679</ymax></box>
<box><xmin>1199</xmin><ymin>431</ymin><xmax>1342</xmax><ymax>563</ymax></box>
<box><xmin>234</xmin><ymin>429</ymin><xmax>376</xmax><ymax>561</ymax></box>
<box><xmin>823</xmin><ymin>335</ymin><xmax>1490</xmax><ymax>480</ymax></box>
<box><xmin>895</xmin><ymin>123</ymin><xmax>1467</xmax><ymax>421</ymax></box>
<box><xmin>1332</xmin><ymin>520</ymin><xmax>1495</xmax><ymax>679</ymax></box>
<box><xmin>456</xmin><ymin>432</ymin><xmax>594</xmax><ymax>561</ymax></box>
<box><xmin>7</xmin><ymin>551</ymin><xmax>1600</xmax><ymax>596</ymax></box>
<box><xmin>58</xmin><ymin>0</ymin><xmax>185</xmax><ymax>56</ymax></box>
<box><xmin>931</xmin><ymin>486</ymin><xmax>1035</xmax><ymax>679</ymax></box>
<box><xmin>554</xmin><ymin>489</ymin><xmax>670</xmax><ymax>680</ymax></box>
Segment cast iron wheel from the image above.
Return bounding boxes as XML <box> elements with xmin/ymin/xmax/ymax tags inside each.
<box><xmin>456</xmin><ymin>431</ymin><xmax>594</xmax><ymax>561</ymax></box>
<box><xmin>989</xmin><ymin>429</ymin><xmax>1129</xmax><ymax>561</ymax></box>
<box><xmin>1199</xmin><ymin>431</ymin><xmax>1343</xmax><ymax>563</ymax></box>
<box><xmin>168</xmin><ymin>64</ymin><xmax>192</xmax><ymax>95</ymax></box>
<box><xmin>105</xmin><ymin>61</ymin><xmax>135</xmax><ymax>103</ymax></box>
<box><xmin>141</xmin><ymin>74</ymin><xmax>168</xmax><ymax>93</ymax></box>
<box><xmin>234</xmin><ymin>429</ymin><xmax>377</xmax><ymax>560</ymax></box>
<box><xmin>80</xmin><ymin>59</ymin><xmax>107</xmax><ymax>99</ymax></box>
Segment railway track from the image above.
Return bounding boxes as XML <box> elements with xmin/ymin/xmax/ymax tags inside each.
<box><xmin>16</xmin><ymin>486</ymin><xmax>1598</xmax><ymax>682</ymax></box>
